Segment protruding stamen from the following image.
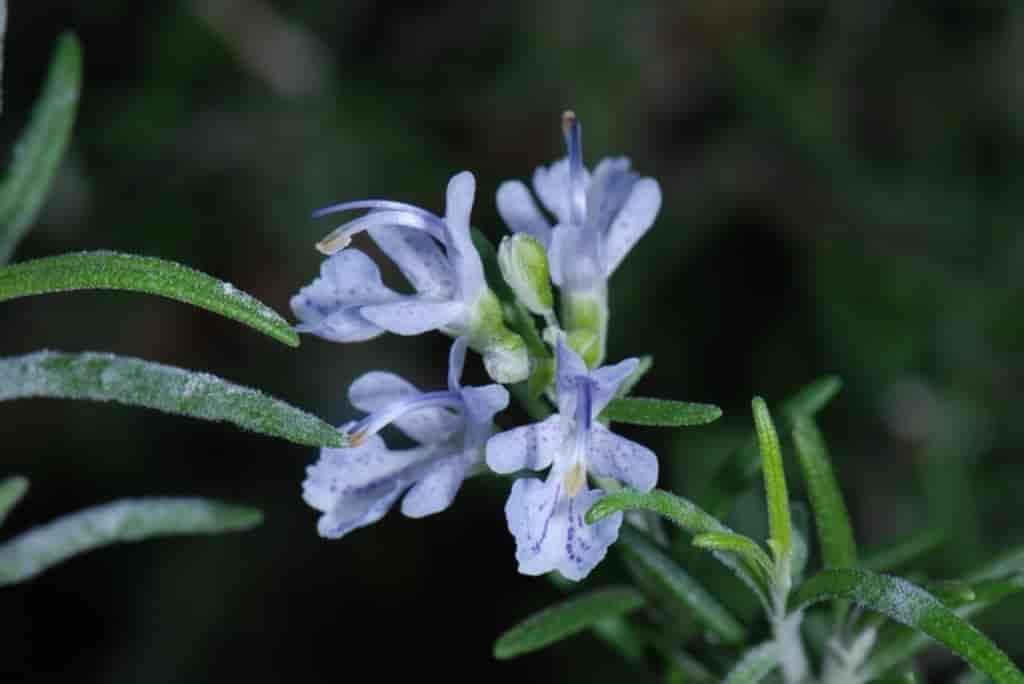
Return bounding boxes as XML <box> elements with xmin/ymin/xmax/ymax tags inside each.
<box><xmin>561</xmin><ymin>110</ymin><xmax>586</xmax><ymax>225</ymax></box>
<box><xmin>316</xmin><ymin>226</ymin><xmax>354</xmax><ymax>255</ymax></box>
<box><xmin>312</xmin><ymin>201</ymin><xmax>451</xmax><ymax>256</ymax></box>
<box><xmin>343</xmin><ymin>390</ymin><xmax>464</xmax><ymax>444</ymax></box>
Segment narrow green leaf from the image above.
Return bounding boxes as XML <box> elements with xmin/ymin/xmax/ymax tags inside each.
<box><xmin>0</xmin><ymin>251</ymin><xmax>299</xmax><ymax>346</ymax></box>
<box><xmin>0</xmin><ymin>351</ymin><xmax>343</xmax><ymax>447</ymax></box>
<box><xmin>493</xmin><ymin>587</ymin><xmax>644</xmax><ymax>659</ymax></box>
<box><xmin>693</xmin><ymin>532</ymin><xmax>774</xmax><ymax>582</ymax></box>
<box><xmin>866</xmin><ymin>575</ymin><xmax>1024</xmax><ymax>679</ymax></box>
<box><xmin>620</xmin><ymin>528</ymin><xmax>747</xmax><ymax>644</ymax></box>
<box><xmin>968</xmin><ymin>545</ymin><xmax>1024</xmax><ymax>583</ymax></box>
<box><xmin>863</xmin><ymin>529</ymin><xmax>946</xmax><ymax>573</ymax></box>
<box><xmin>616</xmin><ymin>355</ymin><xmax>653</xmax><ymax>399</ymax></box>
<box><xmin>0</xmin><ymin>476</ymin><xmax>29</xmax><ymax>527</ymax></box>
<box><xmin>793</xmin><ymin>569</ymin><xmax>1024</xmax><ymax>684</ymax></box>
<box><xmin>792</xmin><ymin>417</ymin><xmax>857</xmax><ymax>569</ymax></box>
<box><xmin>601</xmin><ymin>397</ymin><xmax>722</xmax><ymax>427</ymax></box>
<box><xmin>588</xmin><ymin>489</ymin><xmax>771</xmax><ymax>607</ymax></box>
<box><xmin>753</xmin><ymin>397</ymin><xmax>792</xmax><ymax>564</ymax></box>
<box><xmin>780</xmin><ymin>375</ymin><xmax>843</xmax><ymax>423</ymax></box>
<box><xmin>0</xmin><ymin>497</ymin><xmax>262</xmax><ymax>585</ymax></box>
<box><xmin>928</xmin><ymin>580</ymin><xmax>977</xmax><ymax>608</ymax></box>
<box><xmin>590</xmin><ymin>616</ymin><xmax>645</xmax><ymax>664</ymax></box>
<box><xmin>0</xmin><ymin>34</ymin><xmax>81</xmax><ymax>264</ymax></box>
<box><xmin>723</xmin><ymin>642</ymin><xmax>780</xmax><ymax>684</ymax></box>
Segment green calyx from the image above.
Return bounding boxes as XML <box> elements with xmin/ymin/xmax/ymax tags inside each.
<box><xmin>561</xmin><ymin>291</ymin><xmax>608</xmax><ymax>368</ymax></box>
<box><xmin>498</xmin><ymin>234</ymin><xmax>554</xmax><ymax>317</ymax></box>
<box><xmin>466</xmin><ymin>287</ymin><xmax>529</xmax><ymax>383</ymax></box>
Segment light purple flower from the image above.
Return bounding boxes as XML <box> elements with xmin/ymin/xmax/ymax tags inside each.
<box><xmin>485</xmin><ymin>337</ymin><xmax>658</xmax><ymax>580</ymax></box>
<box><xmin>303</xmin><ymin>338</ymin><xmax>509</xmax><ymax>538</ymax></box>
<box><xmin>291</xmin><ymin>172</ymin><xmax>528</xmax><ymax>382</ymax></box>
<box><xmin>495</xmin><ymin>112</ymin><xmax>662</xmax><ymax>298</ymax></box>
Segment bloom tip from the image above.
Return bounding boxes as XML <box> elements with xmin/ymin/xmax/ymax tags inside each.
<box><xmin>315</xmin><ymin>226</ymin><xmax>353</xmax><ymax>255</ymax></box>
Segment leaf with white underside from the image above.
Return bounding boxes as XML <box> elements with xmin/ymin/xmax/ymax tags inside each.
<box><xmin>793</xmin><ymin>569</ymin><xmax>1024</xmax><ymax>684</ymax></box>
<box><xmin>0</xmin><ymin>476</ymin><xmax>29</xmax><ymax>527</ymax></box>
<box><xmin>0</xmin><ymin>251</ymin><xmax>299</xmax><ymax>346</ymax></box>
<box><xmin>723</xmin><ymin>642</ymin><xmax>780</xmax><ymax>684</ymax></box>
<box><xmin>587</xmin><ymin>489</ymin><xmax>770</xmax><ymax>607</ymax></box>
<box><xmin>0</xmin><ymin>498</ymin><xmax>262</xmax><ymax>585</ymax></box>
<box><xmin>752</xmin><ymin>397</ymin><xmax>792</xmax><ymax>565</ymax></box>
<box><xmin>619</xmin><ymin>528</ymin><xmax>747</xmax><ymax>644</ymax></box>
<box><xmin>493</xmin><ymin>587</ymin><xmax>644</xmax><ymax>659</ymax></box>
<box><xmin>0</xmin><ymin>351</ymin><xmax>343</xmax><ymax>447</ymax></box>
<box><xmin>601</xmin><ymin>397</ymin><xmax>722</xmax><ymax>427</ymax></box>
<box><xmin>0</xmin><ymin>34</ymin><xmax>81</xmax><ymax>264</ymax></box>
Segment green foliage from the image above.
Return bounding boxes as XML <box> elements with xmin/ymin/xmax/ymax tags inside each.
<box><xmin>0</xmin><ymin>351</ymin><xmax>343</xmax><ymax>447</ymax></box>
<box><xmin>493</xmin><ymin>587</ymin><xmax>645</xmax><ymax>659</ymax></box>
<box><xmin>0</xmin><ymin>251</ymin><xmax>299</xmax><ymax>347</ymax></box>
<box><xmin>601</xmin><ymin>397</ymin><xmax>722</xmax><ymax>427</ymax></box>
<box><xmin>0</xmin><ymin>34</ymin><xmax>81</xmax><ymax>264</ymax></box>
<box><xmin>864</xmin><ymin>529</ymin><xmax>946</xmax><ymax>573</ymax></box>
<box><xmin>0</xmin><ymin>476</ymin><xmax>29</xmax><ymax>527</ymax></box>
<box><xmin>752</xmin><ymin>397</ymin><xmax>793</xmax><ymax>567</ymax></box>
<box><xmin>722</xmin><ymin>642</ymin><xmax>779</xmax><ymax>684</ymax></box>
<box><xmin>0</xmin><ymin>497</ymin><xmax>262</xmax><ymax>585</ymax></box>
<box><xmin>793</xmin><ymin>568</ymin><xmax>1024</xmax><ymax>684</ymax></box>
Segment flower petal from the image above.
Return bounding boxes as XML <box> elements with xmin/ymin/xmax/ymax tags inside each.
<box><xmin>496</xmin><ymin>180</ymin><xmax>552</xmax><ymax>247</ymax></box>
<box><xmin>589</xmin><ymin>424</ymin><xmax>658</xmax><ymax>492</ymax></box>
<box><xmin>400</xmin><ymin>452</ymin><xmax>472</xmax><ymax>518</ymax></box>
<box><xmin>532</xmin><ymin>158</ymin><xmax>589</xmax><ymax>226</ymax></box>
<box><xmin>505</xmin><ymin>476</ymin><xmax>622</xmax><ymax>581</ymax></box>
<box><xmin>485</xmin><ymin>415</ymin><xmax>566</xmax><ymax>474</ymax></box>
<box><xmin>361</xmin><ymin>298</ymin><xmax>465</xmax><ymax>336</ymax></box>
<box><xmin>556</xmin><ymin>335</ymin><xmax>590</xmax><ymax>389</ymax></box>
<box><xmin>586</xmin><ymin>157</ymin><xmax>638</xmax><ymax>235</ymax></box>
<box><xmin>447</xmin><ymin>336</ymin><xmax>469</xmax><ymax>392</ymax></box>
<box><xmin>348</xmin><ymin>371</ymin><xmax>462</xmax><ymax>444</ymax></box>
<box><xmin>602</xmin><ymin>177</ymin><xmax>661</xmax><ymax>276</ymax></box>
<box><xmin>368</xmin><ymin>224</ymin><xmax>455</xmax><ymax>298</ymax></box>
<box><xmin>460</xmin><ymin>384</ymin><xmax>510</xmax><ymax>427</ymax></box>
<box><xmin>548</xmin><ymin>222</ymin><xmax>601</xmax><ymax>291</ymax></box>
<box><xmin>588</xmin><ymin>357</ymin><xmax>639</xmax><ymax>416</ymax></box>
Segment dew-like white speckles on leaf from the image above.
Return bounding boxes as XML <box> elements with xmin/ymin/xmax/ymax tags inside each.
<box><xmin>0</xmin><ymin>351</ymin><xmax>343</xmax><ymax>447</ymax></box>
<box><xmin>0</xmin><ymin>498</ymin><xmax>262</xmax><ymax>585</ymax></box>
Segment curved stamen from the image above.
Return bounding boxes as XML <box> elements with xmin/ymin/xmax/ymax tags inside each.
<box><xmin>315</xmin><ymin>209</ymin><xmax>450</xmax><ymax>255</ymax></box>
<box><xmin>346</xmin><ymin>390</ymin><xmax>463</xmax><ymax>446</ymax></box>
<box><xmin>561</xmin><ymin>110</ymin><xmax>587</xmax><ymax>226</ymax></box>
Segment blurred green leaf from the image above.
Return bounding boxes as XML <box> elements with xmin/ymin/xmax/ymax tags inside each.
<box><xmin>0</xmin><ymin>476</ymin><xmax>29</xmax><ymax>527</ymax></box>
<box><xmin>792</xmin><ymin>417</ymin><xmax>858</xmax><ymax>569</ymax></box>
<box><xmin>968</xmin><ymin>546</ymin><xmax>1024</xmax><ymax>583</ymax></box>
<box><xmin>927</xmin><ymin>580</ymin><xmax>978</xmax><ymax>608</ymax></box>
<box><xmin>493</xmin><ymin>587</ymin><xmax>644</xmax><ymax>660</ymax></box>
<box><xmin>780</xmin><ymin>376</ymin><xmax>843</xmax><ymax>424</ymax></box>
<box><xmin>0</xmin><ymin>351</ymin><xmax>344</xmax><ymax>447</ymax></box>
<box><xmin>692</xmin><ymin>532</ymin><xmax>774</xmax><ymax>583</ymax></box>
<box><xmin>601</xmin><ymin>397</ymin><xmax>722</xmax><ymax>427</ymax></box>
<box><xmin>620</xmin><ymin>527</ymin><xmax>747</xmax><ymax>644</ymax></box>
<box><xmin>0</xmin><ymin>33</ymin><xmax>81</xmax><ymax>264</ymax></box>
<box><xmin>793</xmin><ymin>569</ymin><xmax>1024</xmax><ymax>684</ymax></box>
<box><xmin>723</xmin><ymin>642</ymin><xmax>779</xmax><ymax>684</ymax></box>
<box><xmin>753</xmin><ymin>397</ymin><xmax>792</xmax><ymax>565</ymax></box>
<box><xmin>0</xmin><ymin>497</ymin><xmax>262</xmax><ymax>585</ymax></box>
<box><xmin>0</xmin><ymin>251</ymin><xmax>299</xmax><ymax>347</ymax></box>
<box><xmin>863</xmin><ymin>529</ymin><xmax>946</xmax><ymax>573</ymax></box>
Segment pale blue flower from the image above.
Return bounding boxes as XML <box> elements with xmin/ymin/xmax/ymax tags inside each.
<box><xmin>303</xmin><ymin>337</ymin><xmax>509</xmax><ymax>538</ymax></box>
<box><xmin>485</xmin><ymin>337</ymin><xmax>658</xmax><ymax>580</ymax></box>
<box><xmin>495</xmin><ymin>113</ymin><xmax>662</xmax><ymax>367</ymax></box>
<box><xmin>291</xmin><ymin>171</ymin><xmax>529</xmax><ymax>382</ymax></box>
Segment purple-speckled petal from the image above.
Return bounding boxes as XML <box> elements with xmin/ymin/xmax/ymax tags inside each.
<box><xmin>485</xmin><ymin>415</ymin><xmax>566</xmax><ymax>474</ymax></box>
<box><xmin>290</xmin><ymin>250</ymin><xmax>400</xmax><ymax>342</ymax></box>
<box><xmin>400</xmin><ymin>452</ymin><xmax>473</xmax><ymax>518</ymax></box>
<box><xmin>602</xmin><ymin>177</ymin><xmax>661</xmax><ymax>276</ymax></box>
<box><xmin>348</xmin><ymin>371</ymin><xmax>462</xmax><ymax>445</ymax></box>
<box><xmin>505</xmin><ymin>475</ymin><xmax>622</xmax><ymax>581</ymax></box>
<box><xmin>496</xmin><ymin>180</ymin><xmax>552</xmax><ymax>247</ymax></box>
<box><xmin>302</xmin><ymin>433</ymin><xmax>431</xmax><ymax>539</ymax></box>
<box><xmin>368</xmin><ymin>224</ymin><xmax>455</xmax><ymax>298</ymax></box>
<box><xmin>586</xmin><ymin>157</ymin><xmax>637</xmax><ymax>236</ymax></box>
<box><xmin>361</xmin><ymin>298</ymin><xmax>465</xmax><ymax>336</ymax></box>
<box><xmin>442</xmin><ymin>172</ymin><xmax>486</xmax><ymax>299</ymax></box>
<box><xmin>547</xmin><ymin>222</ymin><xmax>601</xmax><ymax>292</ymax></box>
<box><xmin>588</xmin><ymin>357</ymin><xmax>639</xmax><ymax>417</ymax></box>
<box><xmin>460</xmin><ymin>384</ymin><xmax>509</xmax><ymax>428</ymax></box>
<box><xmin>532</xmin><ymin>158</ymin><xmax>592</xmax><ymax>226</ymax></box>
<box><xmin>588</xmin><ymin>424</ymin><xmax>658</xmax><ymax>492</ymax></box>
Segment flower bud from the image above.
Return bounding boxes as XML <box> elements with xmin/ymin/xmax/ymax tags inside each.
<box><xmin>467</xmin><ymin>288</ymin><xmax>530</xmax><ymax>383</ymax></box>
<box><xmin>498</xmin><ymin>234</ymin><xmax>554</xmax><ymax>317</ymax></box>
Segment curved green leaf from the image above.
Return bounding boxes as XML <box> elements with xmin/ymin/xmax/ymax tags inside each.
<box><xmin>792</xmin><ymin>417</ymin><xmax>857</xmax><ymax>569</ymax></box>
<box><xmin>493</xmin><ymin>587</ymin><xmax>644</xmax><ymax>659</ymax></box>
<box><xmin>601</xmin><ymin>397</ymin><xmax>721</xmax><ymax>427</ymax></box>
<box><xmin>0</xmin><ymin>476</ymin><xmax>29</xmax><ymax>527</ymax></box>
<box><xmin>864</xmin><ymin>529</ymin><xmax>945</xmax><ymax>573</ymax></box>
<box><xmin>781</xmin><ymin>375</ymin><xmax>843</xmax><ymax>423</ymax></box>
<box><xmin>0</xmin><ymin>497</ymin><xmax>261</xmax><ymax>585</ymax></box>
<box><xmin>693</xmin><ymin>532</ymin><xmax>774</xmax><ymax>582</ymax></box>
<box><xmin>0</xmin><ymin>34</ymin><xmax>81</xmax><ymax>264</ymax></box>
<box><xmin>723</xmin><ymin>642</ymin><xmax>780</xmax><ymax>684</ymax></box>
<box><xmin>620</xmin><ymin>528</ymin><xmax>747</xmax><ymax>644</ymax></box>
<box><xmin>0</xmin><ymin>251</ymin><xmax>299</xmax><ymax>346</ymax></box>
<box><xmin>752</xmin><ymin>397</ymin><xmax>792</xmax><ymax>564</ymax></box>
<box><xmin>793</xmin><ymin>569</ymin><xmax>1024</xmax><ymax>684</ymax></box>
<box><xmin>0</xmin><ymin>351</ymin><xmax>343</xmax><ymax>447</ymax></box>
<box><xmin>968</xmin><ymin>545</ymin><xmax>1024</xmax><ymax>583</ymax></box>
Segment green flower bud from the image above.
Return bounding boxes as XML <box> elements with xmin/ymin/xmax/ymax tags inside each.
<box><xmin>562</xmin><ymin>291</ymin><xmax>608</xmax><ymax>368</ymax></box>
<box><xmin>466</xmin><ymin>288</ymin><xmax>530</xmax><ymax>383</ymax></box>
<box><xmin>497</xmin><ymin>234</ymin><xmax>554</xmax><ymax>317</ymax></box>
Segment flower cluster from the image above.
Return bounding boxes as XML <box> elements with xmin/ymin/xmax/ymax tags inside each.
<box><xmin>294</xmin><ymin>112</ymin><xmax>664</xmax><ymax>580</ymax></box>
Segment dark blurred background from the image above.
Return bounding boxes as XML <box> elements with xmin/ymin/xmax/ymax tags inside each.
<box><xmin>1</xmin><ymin>1</ymin><xmax>1022</xmax><ymax>682</ymax></box>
